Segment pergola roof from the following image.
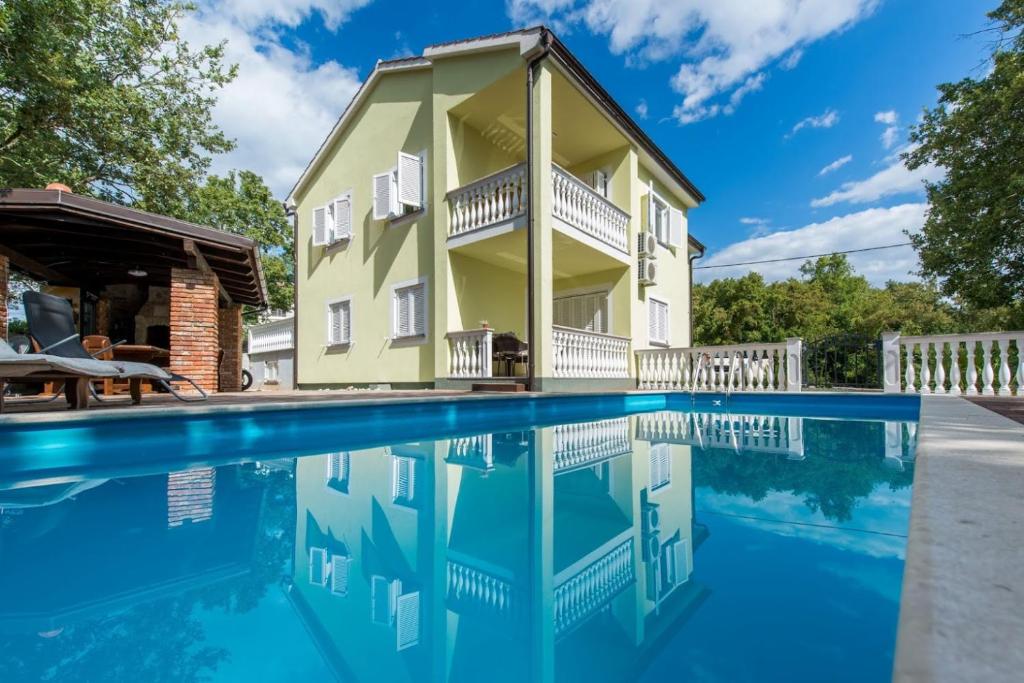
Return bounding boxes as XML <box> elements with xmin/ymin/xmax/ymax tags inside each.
<box><xmin>0</xmin><ymin>189</ymin><xmax>267</xmax><ymax>307</ymax></box>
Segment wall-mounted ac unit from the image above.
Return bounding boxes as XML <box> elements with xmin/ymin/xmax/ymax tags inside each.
<box><xmin>641</xmin><ymin>501</ymin><xmax>661</xmax><ymax>533</ymax></box>
<box><xmin>638</xmin><ymin>257</ymin><xmax>658</xmax><ymax>286</ymax></box>
<box><xmin>638</xmin><ymin>231</ymin><xmax>657</xmax><ymax>258</ymax></box>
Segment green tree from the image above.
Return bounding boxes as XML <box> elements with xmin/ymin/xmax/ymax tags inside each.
<box><xmin>184</xmin><ymin>171</ymin><xmax>294</xmax><ymax>312</ymax></box>
<box><xmin>905</xmin><ymin>0</ymin><xmax>1024</xmax><ymax>324</ymax></box>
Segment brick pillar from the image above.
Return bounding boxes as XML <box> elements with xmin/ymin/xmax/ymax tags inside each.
<box><xmin>170</xmin><ymin>268</ymin><xmax>220</xmax><ymax>393</ymax></box>
<box><xmin>218</xmin><ymin>303</ymin><xmax>243</xmax><ymax>392</ymax></box>
<box><xmin>96</xmin><ymin>297</ymin><xmax>111</xmax><ymax>337</ymax></box>
<box><xmin>0</xmin><ymin>254</ymin><xmax>8</xmax><ymax>340</ymax></box>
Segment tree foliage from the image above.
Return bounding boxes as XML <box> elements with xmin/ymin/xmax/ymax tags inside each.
<box><xmin>693</xmin><ymin>254</ymin><xmax>971</xmax><ymax>345</ymax></box>
<box><xmin>0</xmin><ymin>0</ymin><xmax>293</xmax><ymax>311</ymax></box>
<box><xmin>904</xmin><ymin>0</ymin><xmax>1024</xmax><ymax>319</ymax></box>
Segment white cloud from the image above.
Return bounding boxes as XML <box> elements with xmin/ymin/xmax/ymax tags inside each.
<box><xmin>635</xmin><ymin>98</ymin><xmax>649</xmax><ymax>119</ymax></box>
<box><xmin>780</xmin><ymin>48</ymin><xmax>804</xmax><ymax>70</ymax></box>
<box><xmin>874</xmin><ymin>110</ymin><xmax>900</xmax><ymax>149</ymax></box>
<box><xmin>739</xmin><ymin>216</ymin><xmax>769</xmax><ymax>225</ymax></box>
<box><xmin>723</xmin><ymin>72</ymin><xmax>766</xmax><ymax>114</ymax></box>
<box><xmin>508</xmin><ymin>0</ymin><xmax>879</xmax><ymax>123</ymax></box>
<box><xmin>811</xmin><ymin>150</ymin><xmax>941</xmax><ymax>207</ymax></box>
<box><xmin>818</xmin><ymin>154</ymin><xmax>853</xmax><ymax>176</ymax></box>
<box><xmin>181</xmin><ymin>2</ymin><xmax>368</xmax><ymax>197</ymax></box>
<box><xmin>788</xmin><ymin>108</ymin><xmax>839</xmax><ymax>137</ymax></box>
<box><xmin>696</xmin><ymin>203</ymin><xmax>927</xmax><ymax>285</ymax></box>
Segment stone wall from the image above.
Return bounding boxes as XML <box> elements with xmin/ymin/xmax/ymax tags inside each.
<box><xmin>169</xmin><ymin>268</ymin><xmax>220</xmax><ymax>393</ymax></box>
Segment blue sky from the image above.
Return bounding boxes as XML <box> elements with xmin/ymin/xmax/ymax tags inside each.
<box><xmin>184</xmin><ymin>0</ymin><xmax>997</xmax><ymax>285</ymax></box>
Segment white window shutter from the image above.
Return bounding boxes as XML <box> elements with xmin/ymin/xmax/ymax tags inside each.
<box><xmin>396</xmin><ymin>152</ymin><xmax>423</xmax><ymax>209</ymax></box>
<box><xmin>646</xmin><ymin>189</ymin><xmax>656</xmax><ymax>233</ymax></box>
<box><xmin>309</xmin><ymin>547</ymin><xmax>328</xmax><ymax>586</ymax></box>
<box><xmin>395</xmin><ymin>592</ymin><xmax>421</xmax><ymax>651</ymax></box>
<box><xmin>373</xmin><ymin>171</ymin><xmax>394</xmax><ymax>220</ymax></box>
<box><xmin>312</xmin><ymin>206</ymin><xmax>328</xmax><ymax>246</ymax></box>
<box><xmin>673</xmin><ymin>539</ymin><xmax>690</xmax><ymax>585</ymax></box>
<box><xmin>669</xmin><ymin>208</ymin><xmax>684</xmax><ymax>248</ymax></box>
<box><xmin>411</xmin><ymin>284</ymin><xmax>425</xmax><ymax>336</ymax></box>
<box><xmin>331</xmin><ymin>554</ymin><xmax>351</xmax><ymax>595</ymax></box>
<box><xmin>648</xmin><ymin>299</ymin><xmax>658</xmax><ymax>341</ymax></box>
<box><xmin>591</xmin><ymin>170</ymin><xmax>608</xmax><ymax>197</ymax></box>
<box><xmin>333</xmin><ymin>195</ymin><xmax>352</xmax><ymax>240</ymax></box>
<box><xmin>392</xmin><ymin>455</ymin><xmax>416</xmax><ymax>505</ymax></box>
<box><xmin>649</xmin><ymin>443</ymin><xmax>671</xmax><ymax>490</ymax></box>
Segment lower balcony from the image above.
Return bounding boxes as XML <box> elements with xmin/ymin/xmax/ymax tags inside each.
<box><xmin>446</xmin><ymin>326</ymin><xmax>630</xmax><ymax>380</ymax></box>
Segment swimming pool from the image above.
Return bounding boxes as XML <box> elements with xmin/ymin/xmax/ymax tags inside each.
<box><xmin>0</xmin><ymin>393</ymin><xmax>919</xmax><ymax>681</ymax></box>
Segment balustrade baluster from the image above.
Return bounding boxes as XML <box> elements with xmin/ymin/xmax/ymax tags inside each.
<box><xmin>904</xmin><ymin>343</ymin><xmax>916</xmax><ymax>394</ymax></box>
<box><xmin>965</xmin><ymin>341</ymin><xmax>978</xmax><ymax>395</ymax></box>
<box><xmin>981</xmin><ymin>339</ymin><xmax>995</xmax><ymax>395</ymax></box>
<box><xmin>997</xmin><ymin>338</ymin><xmax>1012</xmax><ymax>396</ymax></box>
<box><xmin>920</xmin><ymin>342</ymin><xmax>932</xmax><ymax>394</ymax></box>
<box><xmin>949</xmin><ymin>341</ymin><xmax>962</xmax><ymax>395</ymax></box>
<box><xmin>934</xmin><ymin>341</ymin><xmax>946</xmax><ymax>394</ymax></box>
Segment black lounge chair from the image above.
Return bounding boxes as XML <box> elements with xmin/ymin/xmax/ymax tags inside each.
<box><xmin>22</xmin><ymin>292</ymin><xmax>207</xmax><ymax>404</ymax></box>
<box><xmin>0</xmin><ymin>338</ymin><xmax>123</xmax><ymax>412</ymax></box>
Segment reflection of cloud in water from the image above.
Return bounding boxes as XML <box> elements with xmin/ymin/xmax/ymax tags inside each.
<box><xmin>820</xmin><ymin>561</ymin><xmax>903</xmax><ymax>604</ymax></box>
<box><xmin>697</xmin><ymin>483</ymin><xmax>912</xmax><ymax>560</ymax></box>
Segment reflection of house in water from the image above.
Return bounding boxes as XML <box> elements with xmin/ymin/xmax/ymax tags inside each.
<box><xmin>0</xmin><ymin>466</ymin><xmax>264</xmax><ymax>634</ymax></box>
<box><xmin>290</xmin><ymin>416</ymin><xmax>709</xmax><ymax>681</ymax></box>
<box><xmin>636</xmin><ymin>410</ymin><xmax>807</xmax><ymax>460</ymax></box>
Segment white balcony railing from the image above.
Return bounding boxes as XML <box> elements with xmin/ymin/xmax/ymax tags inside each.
<box><xmin>553</xmin><ymin>538</ymin><xmax>634</xmax><ymax>637</ymax></box>
<box><xmin>882</xmin><ymin>331</ymin><xmax>1024</xmax><ymax>395</ymax></box>
<box><xmin>551</xmin><ymin>165</ymin><xmax>629</xmax><ymax>254</ymax></box>
<box><xmin>448</xmin><ymin>163</ymin><xmax>527</xmax><ymax>237</ymax></box>
<box><xmin>446</xmin><ymin>434</ymin><xmax>494</xmax><ymax>471</ymax></box>
<box><xmin>553</xmin><ymin>326</ymin><xmax>630</xmax><ymax>379</ymax></box>
<box><xmin>447</xmin><ymin>558</ymin><xmax>519</xmax><ymax>618</ymax></box>
<box><xmin>447</xmin><ymin>328</ymin><xmax>493</xmax><ymax>378</ymax></box>
<box><xmin>247</xmin><ymin>318</ymin><xmax>294</xmax><ymax>354</ymax></box>
<box><xmin>552</xmin><ymin>417</ymin><xmax>631</xmax><ymax>473</ymax></box>
<box><xmin>636</xmin><ymin>341</ymin><xmax>802</xmax><ymax>392</ymax></box>
<box><xmin>446</xmin><ymin>164</ymin><xmax>629</xmax><ymax>255</ymax></box>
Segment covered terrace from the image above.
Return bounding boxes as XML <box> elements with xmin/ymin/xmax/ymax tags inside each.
<box><xmin>0</xmin><ymin>186</ymin><xmax>267</xmax><ymax>397</ymax></box>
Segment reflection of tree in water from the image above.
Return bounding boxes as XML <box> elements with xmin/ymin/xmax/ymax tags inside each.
<box><xmin>692</xmin><ymin>420</ymin><xmax>914</xmax><ymax>522</ymax></box>
<box><xmin>0</xmin><ymin>463</ymin><xmax>298</xmax><ymax>681</ymax></box>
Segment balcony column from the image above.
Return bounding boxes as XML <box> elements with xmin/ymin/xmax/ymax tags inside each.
<box><xmin>529</xmin><ymin>61</ymin><xmax>555</xmax><ymax>388</ymax></box>
<box><xmin>170</xmin><ymin>267</ymin><xmax>220</xmax><ymax>394</ymax></box>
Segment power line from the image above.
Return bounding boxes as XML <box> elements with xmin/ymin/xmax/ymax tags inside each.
<box><xmin>695</xmin><ymin>242</ymin><xmax>913</xmax><ymax>270</ymax></box>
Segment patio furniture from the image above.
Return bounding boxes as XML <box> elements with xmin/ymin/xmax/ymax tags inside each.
<box><xmin>0</xmin><ymin>338</ymin><xmax>120</xmax><ymax>413</ymax></box>
<box><xmin>22</xmin><ymin>292</ymin><xmax>206</xmax><ymax>404</ymax></box>
<box><xmin>492</xmin><ymin>332</ymin><xmax>528</xmax><ymax>377</ymax></box>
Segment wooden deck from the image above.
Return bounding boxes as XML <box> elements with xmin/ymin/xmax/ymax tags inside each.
<box><xmin>0</xmin><ymin>388</ymin><xmax>472</xmax><ymax>415</ymax></box>
<box><xmin>967</xmin><ymin>397</ymin><xmax>1024</xmax><ymax>426</ymax></box>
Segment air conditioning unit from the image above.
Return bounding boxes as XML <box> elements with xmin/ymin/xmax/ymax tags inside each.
<box><xmin>638</xmin><ymin>231</ymin><xmax>657</xmax><ymax>258</ymax></box>
<box><xmin>638</xmin><ymin>257</ymin><xmax>658</xmax><ymax>286</ymax></box>
<box><xmin>641</xmin><ymin>501</ymin><xmax>661</xmax><ymax>534</ymax></box>
<box><xmin>643</xmin><ymin>530</ymin><xmax>662</xmax><ymax>562</ymax></box>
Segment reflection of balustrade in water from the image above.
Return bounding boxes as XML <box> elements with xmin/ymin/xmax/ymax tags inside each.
<box><xmin>552</xmin><ymin>417</ymin><xmax>631</xmax><ymax>473</ymax></box>
<box><xmin>446</xmin><ymin>558</ymin><xmax>519</xmax><ymax>619</ymax></box>
<box><xmin>553</xmin><ymin>538</ymin><xmax>635</xmax><ymax>637</ymax></box>
<box><xmin>635</xmin><ymin>411</ymin><xmax>805</xmax><ymax>459</ymax></box>
<box><xmin>445</xmin><ymin>434</ymin><xmax>495</xmax><ymax>471</ymax></box>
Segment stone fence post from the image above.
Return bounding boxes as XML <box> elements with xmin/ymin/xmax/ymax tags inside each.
<box><xmin>880</xmin><ymin>331</ymin><xmax>902</xmax><ymax>394</ymax></box>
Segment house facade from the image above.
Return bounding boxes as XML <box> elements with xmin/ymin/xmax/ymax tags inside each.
<box><xmin>287</xmin><ymin>27</ymin><xmax>705</xmax><ymax>390</ymax></box>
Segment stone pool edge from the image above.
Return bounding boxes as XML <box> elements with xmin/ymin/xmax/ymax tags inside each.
<box><xmin>894</xmin><ymin>396</ymin><xmax>1024</xmax><ymax>683</ymax></box>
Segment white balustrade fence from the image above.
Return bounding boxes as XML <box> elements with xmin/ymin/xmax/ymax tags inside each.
<box><xmin>551</xmin><ymin>165</ymin><xmax>630</xmax><ymax>254</ymax></box>
<box><xmin>247</xmin><ymin>319</ymin><xmax>294</xmax><ymax>354</ymax></box>
<box><xmin>552</xmin><ymin>417</ymin><xmax>631</xmax><ymax>473</ymax></box>
<box><xmin>447</xmin><ymin>559</ymin><xmax>518</xmax><ymax>618</ymax></box>
<box><xmin>636</xmin><ymin>340</ymin><xmax>802</xmax><ymax>392</ymax></box>
<box><xmin>553</xmin><ymin>538</ymin><xmax>634</xmax><ymax>636</ymax></box>
<box><xmin>635</xmin><ymin>411</ymin><xmax>805</xmax><ymax>459</ymax></box>
<box><xmin>448</xmin><ymin>163</ymin><xmax>527</xmax><ymax>237</ymax></box>
<box><xmin>447</xmin><ymin>329</ymin><xmax>493</xmax><ymax>378</ymax></box>
<box><xmin>553</xmin><ymin>326</ymin><xmax>630</xmax><ymax>379</ymax></box>
<box><xmin>882</xmin><ymin>331</ymin><xmax>1023</xmax><ymax>396</ymax></box>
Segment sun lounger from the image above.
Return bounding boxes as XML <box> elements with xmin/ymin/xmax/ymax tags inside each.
<box><xmin>0</xmin><ymin>338</ymin><xmax>121</xmax><ymax>412</ymax></box>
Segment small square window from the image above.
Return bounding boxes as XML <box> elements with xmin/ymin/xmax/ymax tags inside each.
<box><xmin>391</xmin><ymin>280</ymin><xmax>427</xmax><ymax>341</ymax></box>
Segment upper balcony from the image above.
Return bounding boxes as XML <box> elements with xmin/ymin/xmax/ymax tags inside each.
<box><xmin>446</xmin><ymin>162</ymin><xmax>630</xmax><ymax>259</ymax></box>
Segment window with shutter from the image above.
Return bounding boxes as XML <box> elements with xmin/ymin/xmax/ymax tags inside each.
<box><xmin>391</xmin><ymin>280</ymin><xmax>427</xmax><ymax>340</ymax></box>
<box><xmin>312</xmin><ymin>206</ymin><xmax>328</xmax><ymax>246</ymax></box>
<box><xmin>371</xmin><ymin>576</ymin><xmax>400</xmax><ymax>625</ymax></box>
<box><xmin>326</xmin><ymin>451</ymin><xmax>351</xmax><ymax>493</ymax></box>
<box><xmin>649</xmin><ymin>298</ymin><xmax>669</xmax><ymax>345</ymax></box>
<box><xmin>373</xmin><ymin>170</ymin><xmax>395</xmax><ymax>220</ymax></box>
<box><xmin>330</xmin><ymin>554</ymin><xmax>351</xmax><ymax>596</ymax></box>
<box><xmin>669</xmin><ymin>207</ymin><xmax>684</xmax><ymax>248</ymax></box>
<box><xmin>331</xmin><ymin>193</ymin><xmax>353</xmax><ymax>241</ymax></box>
<box><xmin>309</xmin><ymin>547</ymin><xmax>328</xmax><ymax>586</ymax></box>
<box><xmin>553</xmin><ymin>291</ymin><xmax>610</xmax><ymax>333</ymax></box>
<box><xmin>649</xmin><ymin>443</ymin><xmax>672</xmax><ymax>492</ymax></box>
<box><xmin>392</xmin><ymin>455</ymin><xmax>417</xmax><ymax>508</ymax></box>
<box><xmin>327</xmin><ymin>299</ymin><xmax>352</xmax><ymax>345</ymax></box>
<box><xmin>396</xmin><ymin>152</ymin><xmax>423</xmax><ymax>209</ymax></box>
<box><xmin>591</xmin><ymin>169</ymin><xmax>608</xmax><ymax>197</ymax></box>
<box><xmin>395</xmin><ymin>592</ymin><xmax>421</xmax><ymax>651</ymax></box>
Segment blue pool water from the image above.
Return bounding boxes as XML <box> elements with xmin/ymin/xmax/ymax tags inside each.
<box><xmin>0</xmin><ymin>395</ymin><xmax>918</xmax><ymax>681</ymax></box>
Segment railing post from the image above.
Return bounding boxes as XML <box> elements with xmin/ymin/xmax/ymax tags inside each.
<box><xmin>880</xmin><ymin>331</ymin><xmax>902</xmax><ymax>394</ymax></box>
<box><xmin>481</xmin><ymin>328</ymin><xmax>493</xmax><ymax>379</ymax></box>
<box><xmin>785</xmin><ymin>338</ymin><xmax>802</xmax><ymax>392</ymax></box>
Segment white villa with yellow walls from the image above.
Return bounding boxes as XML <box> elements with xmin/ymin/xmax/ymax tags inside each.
<box><xmin>287</xmin><ymin>27</ymin><xmax>705</xmax><ymax>390</ymax></box>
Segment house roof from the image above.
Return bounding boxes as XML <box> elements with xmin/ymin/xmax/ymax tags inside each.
<box><xmin>0</xmin><ymin>189</ymin><xmax>267</xmax><ymax>306</ymax></box>
<box><xmin>287</xmin><ymin>26</ymin><xmax>705</xmax><ymax>209</ymax></box>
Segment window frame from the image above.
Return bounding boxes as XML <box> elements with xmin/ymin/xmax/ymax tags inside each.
<box><xmin>648</xmin><ymin>295</ymin><xmax>670</xmax><ymax>347</ymax></box>
<box><xmin>325</xmin><ymin>295</ymin><xmax>354</xmax><ymax>347</ymax></box>
<box><xmin>389</xmin><ymin>276</ymin><xmax>429</xmax><ymax>345</ymax></box>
